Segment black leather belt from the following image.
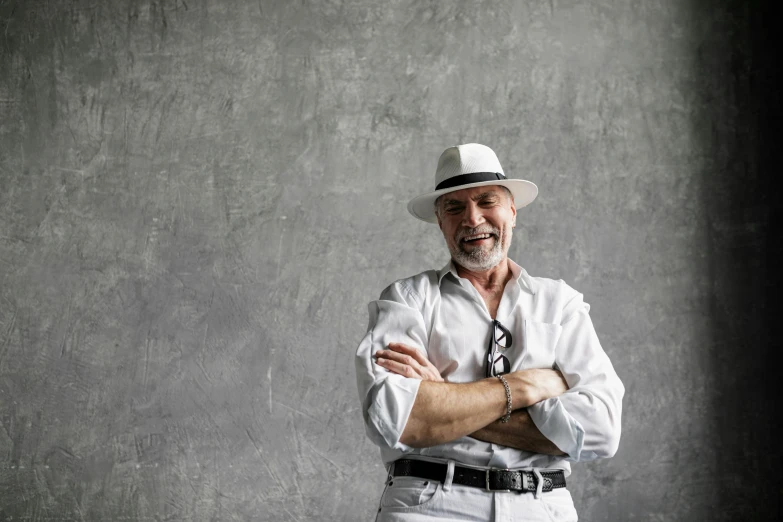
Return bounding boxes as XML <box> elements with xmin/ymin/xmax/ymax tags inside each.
<box><xmin>391</xmin><ymin>459</ymin><xmax>566</xmax><ymax>493</ymax></box>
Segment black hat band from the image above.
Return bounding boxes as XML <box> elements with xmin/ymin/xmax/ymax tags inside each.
<box><xmin>435</xmin><ymin>172</ymin><xmax>507</xmax><ymax>191</ymax></box>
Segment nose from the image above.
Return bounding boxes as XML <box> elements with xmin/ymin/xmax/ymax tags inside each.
<box><xmin>461</xmin><ymin>202</ymin><xmax>484</xmax><ymax>228</ymax></box>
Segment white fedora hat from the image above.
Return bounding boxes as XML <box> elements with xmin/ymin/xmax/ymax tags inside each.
<box><xmin>407</xmin><ymin>143</ymin><xmax>538</xmax><ymax>223</ymax></box>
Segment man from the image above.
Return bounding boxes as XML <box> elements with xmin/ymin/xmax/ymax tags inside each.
<box><xmin>355</xmin><ymin>143</ymin><xmax>624</xmax><ymax>521</ymax></box>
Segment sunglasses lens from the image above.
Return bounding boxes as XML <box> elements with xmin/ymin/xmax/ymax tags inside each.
<box><xmin>494</xmin><ymin>322</ymin><xmax>513</xmax><ymax>349</ymax></box>
<box><xmin>492</xmin><ymin>354</ymin><xmax>510</xmax><ymax>376</ymax></box>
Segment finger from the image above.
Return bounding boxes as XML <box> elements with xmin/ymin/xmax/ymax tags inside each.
<box><xmin>388</xmin><ymin>343</ymin><xmax>431</xmax><ymax>367</ymax></box>
<box><xmin>387</xmin><ymin>342</ymin><xmax>420</xmax><ymax>354</ymax></box>
<box><xmin>376</xmin><ymin>349</ymin><xmax>423</xmax><ymax>370</ymax></box>
<box><xmin>376</xmin><ymin>355</ymin><xmax>444</xmax><ymax>382</ymax></box>
<box><xmin>375</xmin><ymin>357</ymin><xmax>421</xmax><ymax>379</ymax></box>
<box><xmin>385</xmin><ymin>345</ymin><xmax>445</xmax><ymax>382</ymax></box>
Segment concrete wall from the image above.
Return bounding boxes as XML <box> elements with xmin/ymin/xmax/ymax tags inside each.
<box><xmin>1</xmin><ymin>0</ymin><xmax>779</xmax><ymax>520</ymax></box>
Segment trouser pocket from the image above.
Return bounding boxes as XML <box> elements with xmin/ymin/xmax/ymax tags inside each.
<box><xmin>380</xmin><ymin>477</ymin><xmax>441</xmax><ymax>511</ymax></box>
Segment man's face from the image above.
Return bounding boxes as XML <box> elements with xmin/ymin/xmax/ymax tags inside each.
<box><xmin>436</xmin><ymin>186</ymin><xmax>517</xmax><ymax>272</ymax></box>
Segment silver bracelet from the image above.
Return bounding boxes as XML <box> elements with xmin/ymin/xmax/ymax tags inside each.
<box><xmin>496</xmin><ymin>375</ymin><xmax>512</xmax><ymax>423</ymax></box>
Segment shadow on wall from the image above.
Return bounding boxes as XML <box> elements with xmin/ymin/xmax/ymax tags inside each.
<box><xmin>695</xmin><ymin>0</ymin><xmax>782</xmax><ymax>519</ymax></box>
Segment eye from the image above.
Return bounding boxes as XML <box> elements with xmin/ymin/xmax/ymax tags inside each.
<box><xmin>445</xmin><ymin>207</ymin><xmax>462</xmax><ymax>215</ymax></box>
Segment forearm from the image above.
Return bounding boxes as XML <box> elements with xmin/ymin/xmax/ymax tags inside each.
<box><xmin>400</xmin><ymin>379</ymin><xmax>506</xmax><ymax>447</ymax></box>
<box><xmin>399</xmin><ymin>370</ymin><xmax>565</xmax><ymax>448</ymax></box>
<box><xmin>469</xmin><ymin>409</ymin><xmax>566</xmax><ymax>455</ymax></box>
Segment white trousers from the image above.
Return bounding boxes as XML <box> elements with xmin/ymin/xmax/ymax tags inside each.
<box><xmin>374</xmin><ymin>466</ymin><xmax>578</xmax><ymax>522</ymax></box>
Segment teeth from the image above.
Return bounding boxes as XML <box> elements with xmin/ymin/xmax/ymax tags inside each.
<box><xmin>463</xmin><ymin>233</ymin><xmax>491</xmax><ymax>241</ymax></box>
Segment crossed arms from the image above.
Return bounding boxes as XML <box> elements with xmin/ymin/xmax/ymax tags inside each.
<box><xmin>355</xmin><ymin>279</ymin><xmax>624</xmax><ymax>461</ymax></box>
<box><xmin>375</xmin><ymin>343</ymin><xmax>568</xmax><ymax>454</ymax></box>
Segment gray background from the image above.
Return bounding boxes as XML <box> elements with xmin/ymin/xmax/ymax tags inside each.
<box><xmin>1</xmin><ymin>0</ymin><xmax>780</xmax><ymax>520</ymax></box>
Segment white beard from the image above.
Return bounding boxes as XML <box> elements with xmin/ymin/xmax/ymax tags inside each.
<box><xmin>449</xmin><ymin>225</ymin><xmax>511</xmax><ymax>271</ymax></box>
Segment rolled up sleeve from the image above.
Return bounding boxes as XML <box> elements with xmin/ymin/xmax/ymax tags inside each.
<box><xmin>355</xmin><ymin>283</ymin><xmax>429</xmax><ymax>452</ymax></box>
<box><xmin>528</xmin><ymin>288</ymin><xmax>625</xmax><ymax>462</ymax></box>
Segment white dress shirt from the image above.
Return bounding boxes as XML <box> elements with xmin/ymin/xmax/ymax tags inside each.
<box><xmin>355</xmin><ymin>259</ymin><xmax>624</xmax><ymax>475</ymax></box>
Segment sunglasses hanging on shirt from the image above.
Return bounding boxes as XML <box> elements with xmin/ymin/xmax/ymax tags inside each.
<box><xmin>486</xmin><ymin>319</ymin><xmax>512</xmax><ymax>378</ymax></box>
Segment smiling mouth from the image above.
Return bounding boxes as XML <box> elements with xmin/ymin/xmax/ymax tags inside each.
<box><xmin>461</xmin><ymin>233</ymin><xmax>495</xmax><ymax>244</ymax></box>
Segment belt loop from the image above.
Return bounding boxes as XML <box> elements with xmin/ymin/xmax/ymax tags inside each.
<box><xmin>443</xmin><ymin>460</ymin><xmax>455</xmax><ymax>492</ymax></box>
<box><xmin>532</xmin><ymin>469</ymin><xmax>544</xmax><ymax>499</ymax></box>
<box><xmin>386</xmin><ymin>461</ymin><xmax>395</xmax><ymax>485</ymax></box>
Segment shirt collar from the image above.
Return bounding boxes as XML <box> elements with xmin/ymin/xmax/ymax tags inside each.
<box><xmin>437</xmin><ymin>261</ymin><xmax>457</xmax><ymax>285</ymax></box>
<box><xmin>437</xmin><ymin>258</ymin><xmax>537</xmax><ymax>295</ymax></box>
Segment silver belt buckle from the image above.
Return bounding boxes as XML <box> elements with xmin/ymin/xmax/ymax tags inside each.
<box><xmin>485</xmin><ymin>467</ymin><xmax>514</xmax><ymax>492</ymax></box>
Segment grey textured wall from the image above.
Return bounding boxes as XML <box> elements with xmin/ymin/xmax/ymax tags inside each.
<box><xmin>1</xmin><ymin>0</ymin><xmax>780</xmax><ymax>521</ymax></box>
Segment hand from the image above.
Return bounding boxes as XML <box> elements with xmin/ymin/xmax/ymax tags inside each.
<box><xmin>374</xmin><ymin>342</ymin><xmax>444</xmax><ymax>382</ymax></box>
<box><xmin>507</xmin><ymin>368</ymin><xmax>568</xmax><ymax>407</ymax></box>
<box><xmin>469</xmin><ymin>409</ymin><xmax>567</xmax><ymax>455</ymax></box>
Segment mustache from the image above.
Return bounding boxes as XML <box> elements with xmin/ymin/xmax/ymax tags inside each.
<box><xmin>455</xmin><ymin>226</ymin><xmax>500</xmax><ymax>241</ymax></box>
